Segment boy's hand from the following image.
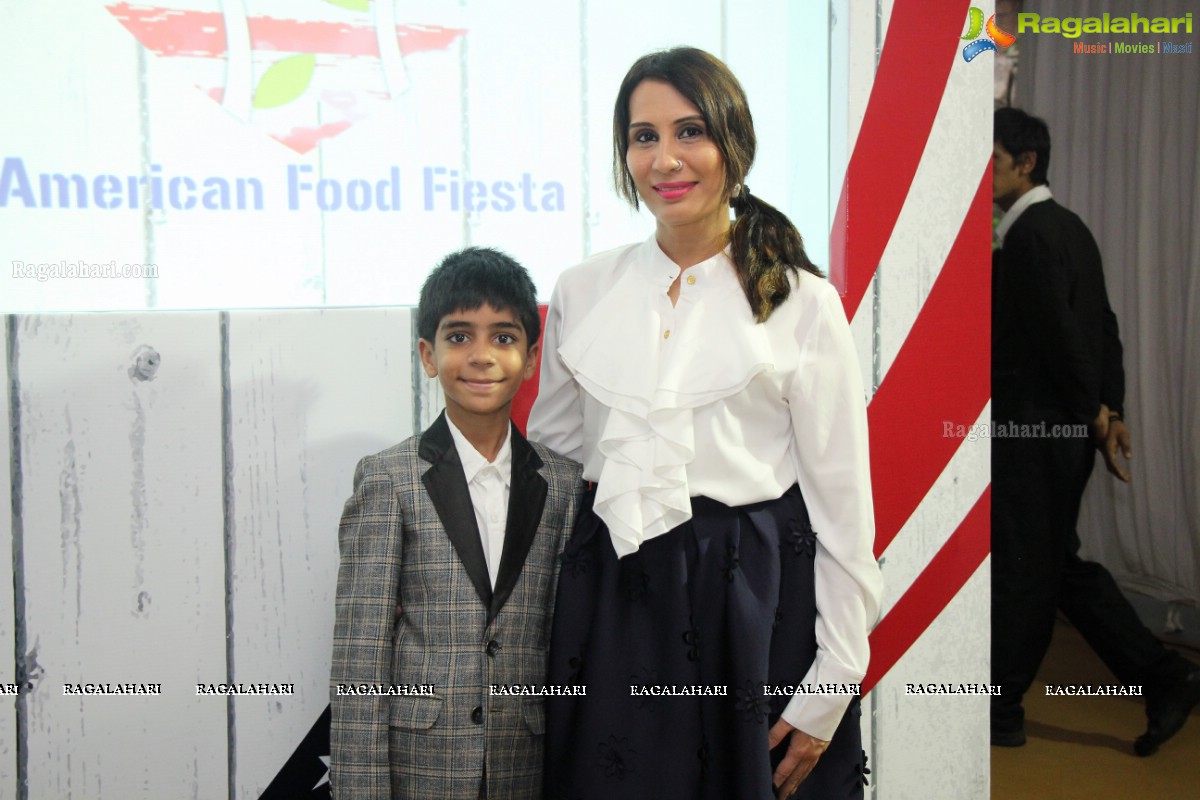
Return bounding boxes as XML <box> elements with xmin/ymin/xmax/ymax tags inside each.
<box><xmin>768</xmin><ymin>717</ymin><xmax>829</xmax><ymax>799</ymax></box>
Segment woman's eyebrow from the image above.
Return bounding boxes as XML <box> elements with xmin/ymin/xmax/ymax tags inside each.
<box><xmin>628</xmin><ymin>114</ymin><xmax>705</xmax><ymax>130</ymax></box>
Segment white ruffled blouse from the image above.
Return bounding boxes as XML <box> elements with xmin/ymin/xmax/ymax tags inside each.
<box><xmin>528</xmin><ymin>235</ymin><xmax>884</xmax><ymax>741</ymax></box>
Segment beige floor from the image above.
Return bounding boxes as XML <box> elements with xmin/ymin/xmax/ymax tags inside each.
<box><xmin>992</xmin><ymin>619</ymin><xmax>1200</xmax><ymax>799</ymax></box>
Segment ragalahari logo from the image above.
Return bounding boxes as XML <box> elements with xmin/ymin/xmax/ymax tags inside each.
<box><xmin>106</xmin><ymin>1</ymin><xmax>465</xmax><ymax>153</ymax></box>
<box><xmin>961</xmin><ymin>7</ymin><xmax>1016</xmax><ymax>62</ymax></box>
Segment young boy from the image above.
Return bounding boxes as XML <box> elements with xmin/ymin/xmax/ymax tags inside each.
<box><xmin>330</xmin><ymin>248</ymin><xmax>581</xmax><ymax>800</ymax></box>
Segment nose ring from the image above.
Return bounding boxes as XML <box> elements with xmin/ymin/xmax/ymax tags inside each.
<box><xmin>672</xmin><ymin>159</ymin><xmax>684</xmax><ymax>172</ymax></box>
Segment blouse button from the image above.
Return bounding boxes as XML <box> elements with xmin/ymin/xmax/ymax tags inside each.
<box><xmin>663</xmin><ymin>330</ymin><xmax>671</xmax><ymax>340</ymax></box>
<box><xmin>686</xmin><ymin>275</ymin><xmax>696</xmax><ymax>285</ymax></box>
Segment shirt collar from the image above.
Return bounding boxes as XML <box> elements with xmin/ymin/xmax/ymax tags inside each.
<box><xmin>446</xmin><ymin>415</ymin><xmax>512</xmax><ymax>486</ymax></box>
<box><xmin>995</xmin><ymin>185</ymin><xmax>1053</xmax><ymax>247</ymax></box>
<box><xmin>639</xmin><ymin>233</ymin><xmax>734</xmax><ymax>288</ymax></box>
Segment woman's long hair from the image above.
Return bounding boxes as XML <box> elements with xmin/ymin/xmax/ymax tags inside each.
<box><xmin>612</xmin><ymin>47</ymin><xmax>823</xmax><ymax>323</ymax></box>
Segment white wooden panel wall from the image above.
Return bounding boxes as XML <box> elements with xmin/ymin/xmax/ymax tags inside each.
<box><xmin>839</xmin><ymin>0</ymin><xmax>885</xmax><ymax>788</ymax></box>
<box><xmin>844</xmin><ymin>0</ymin><xmax>880</xmax><ymax>403</ymax></box>
<box><xmin>14</xmin><ymin>313</ymin><xmax>228</xmax><ymax>799</ymax></box>
<box><xmin>860</xmin><ymin>2</ymin><xmax>993</xmax><ymax>797</ymax></box>
<box><xmin>1</xmin><ymin>324</ymin><xmax>16</xmax><ymax>789</ymax></box>
<box><xmin>876</xmin><ymin>565</ymin><xmax>990</xmax><ymax>796</ymax></box>
<box><xmin>227</xmin><ymin>309</ymin><xmax>412</xmax><ymax>798</ymax></box>
<box><xmin>873</xmin><ymin>408</ymin><xmax>991</xmax><ymax>797</ymax></box>
<box><xmin>3</xmin><ymin>309</ymin><xmax>414</xmax><ymax>799</ymax></box>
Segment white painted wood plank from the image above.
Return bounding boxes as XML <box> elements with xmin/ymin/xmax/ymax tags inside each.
<box><xmin>873</xmin><ymin>44</ymin><xmax>993</xmax><ymax>385</ymax></box>
<box><xmin>848</xmin><ymin>5</ymin><xmax>993</xmax><ymax>794</ymax></box>
<box><xmin>226</xmin><ymin>307</ymin><xmax>412</xmax><ymax>798</ymax></box>
<box><xmin>877</xmin><ymin>404</ymin><xmax>990</xmax><ymax>614</ymax></box>
<box><xmin>849</xmin><ymin>272</ymin><xmax>877</xmax><ymax>395</ymax></box>
<box><xmin>840</xmin><ymin>0</ymin><xmax>879</xmax><ymax>161</ymax></box>
<box><xmin>16</xmin><ymin>312</ymin><xmax>227</xmax><ymax>799</ymax></box>
<box><xmin>0</xmin><ymin>320</ymin><xmax>16</xmax><ymax>791</ymax></box>
<box><xmin>828</xmin><ymin>0</ymin><xmax>853</xmax><ymax>232</ymax></box>
<box><xmin>872</xmin><ymin>563</ymin><xmax>990</xmax><ymax>800</ymax></box>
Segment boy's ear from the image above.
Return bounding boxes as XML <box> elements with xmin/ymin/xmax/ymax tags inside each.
<box><xmin>417</xmin><ymin>339</ymin><xmax>438</xmax><ymax>378</ymax></box>
<box><xmin>523</xmin><ymin>341</ymin><xmax>541</xmax><ymax>380</ymax></box>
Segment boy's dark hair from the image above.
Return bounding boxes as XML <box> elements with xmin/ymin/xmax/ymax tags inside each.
<box><xmin>994</xmin><ymin>107</ymin><xmax>1051</xmax><ymax>186</ymax></box>
<box><xmin>417</xmin><ymin>247</ymin><xmax>541</xmax><ymax>346</ymax></box>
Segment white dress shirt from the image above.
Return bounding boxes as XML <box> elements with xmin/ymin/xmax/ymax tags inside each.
<box><xmin>527</xmin><ymin>235</ymin><xmax>884</xmax><ymax>741</ymax></box>
<box><xmin>446</xmin><ymin>416</ymin><xmax>512</xmax><ymax>588</ymax></box>
<box><xmin>995</xmin><ymin>184</ymin><xmax>1053</xmax><ymax>247</ymax></box>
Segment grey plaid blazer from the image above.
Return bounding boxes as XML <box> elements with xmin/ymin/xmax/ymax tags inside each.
<box><xmin>330</xmin><ymin>413</ymin><xmax>582</xmax><ymax>800</ymax></box>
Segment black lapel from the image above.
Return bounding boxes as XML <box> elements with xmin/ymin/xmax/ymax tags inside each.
<box><xmin>490</xmin><ymin>424</ymin><xmax>547</xmax><ymax>622</ymax></box>
<box><xmin>419</xmin><ymin>413</ymin><xmax>493</xmax><ymax>610</ymax></box>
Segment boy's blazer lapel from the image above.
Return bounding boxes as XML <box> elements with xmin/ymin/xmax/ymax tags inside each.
<box><xmin>491</xmin><ymin>427</ymin><xmax>547</xmax><ymax>622</ymax></box>
<box><xmin>419</xmin><ymin>413</ymin><xmax>493</xmax><ymax>609</ymax></box>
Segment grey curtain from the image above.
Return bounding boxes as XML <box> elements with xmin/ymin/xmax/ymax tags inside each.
<box><xmin>1020</xmin><ymin>0</ymin><xmax>1200</xmax><ymax>606</ymax></box>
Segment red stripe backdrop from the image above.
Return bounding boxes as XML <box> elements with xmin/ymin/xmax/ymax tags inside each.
<box><xmin>830</xmin><ymin>0</ymin><xmax>973</xmax><ymax>318</ymax></box>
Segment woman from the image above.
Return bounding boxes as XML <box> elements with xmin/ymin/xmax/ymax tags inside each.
<box><xmin>528</xmin><ymin>47</ymin><xmax>882</xmax><ymax>800</ymax></box>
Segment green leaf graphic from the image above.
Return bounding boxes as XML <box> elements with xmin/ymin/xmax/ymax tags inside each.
<box><xmin>961</xmin><ymin>7</ymin><xmax>984</xmax><ymax>40</ymax></box>
<box><xmin>326</xmin><ymin>0</ymin><xmax>370</xmax><ymax>11</ymax></box>
<box><xmin>253</xmin><ymin>54</ymin><xmax>317</xmax><ymax>109</ymax></box>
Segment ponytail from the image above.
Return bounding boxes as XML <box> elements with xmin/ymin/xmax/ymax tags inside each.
<box><xmin>608</xmin><ymin>48</ymin><xmax>823</xmax><ymax>321</ymax></box>
<box><xmin>728</xmin><ymin>186</ymin><xmax>824</xmax><ymax>323</ymax></box>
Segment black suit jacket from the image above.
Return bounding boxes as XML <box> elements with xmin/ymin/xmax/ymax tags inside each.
<box><xmin>992</xmin><ymin>198</ymin><xmax>1124</xmax><ymax>425</ymax></box>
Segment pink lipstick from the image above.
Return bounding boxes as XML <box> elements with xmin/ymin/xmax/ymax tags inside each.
<box><xmin>653</xmin><ymin>182</ymin><xmax>696</xmax><ymax>200</ymax></box>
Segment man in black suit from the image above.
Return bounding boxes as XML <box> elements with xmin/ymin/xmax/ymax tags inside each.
<box><xmin>990</xmin><ymin>107</ymin><xmax>1199</xmax><ymax>754</ymax></box>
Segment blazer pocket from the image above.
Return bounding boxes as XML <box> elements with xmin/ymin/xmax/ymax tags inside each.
<box><xmin>521</xmin><ymin>700</ymin><xmax>546</xmax><ymax>735</ymax></box>
<box><xmin>389</xmin><ymin>694</ymin><xmax>444</xmax><ymax>731</ymax></box>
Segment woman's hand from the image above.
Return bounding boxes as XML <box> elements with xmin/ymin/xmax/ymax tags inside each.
<box><xmin>767</xmin><ymin>717</ymin><xmax>830</xmax><ymax>800</ymax></box>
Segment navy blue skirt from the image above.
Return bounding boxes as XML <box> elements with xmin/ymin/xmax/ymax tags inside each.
<box><xmin>545</xmin><ymin>486</ymin><xmax>867</xmax><ymax>800</ymax></box>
